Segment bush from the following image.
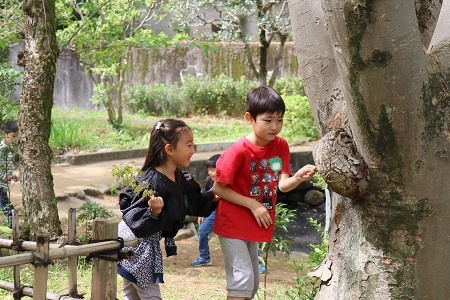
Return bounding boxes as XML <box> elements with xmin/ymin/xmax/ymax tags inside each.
<box><xmin>282</xmin><ymin>95</ymin><xmax>318</xmax><ymax>142</ymax></box>
<box><xmin>124</xmin><ymin>83</ymin><xmax>187</xmax><ymax>117</ymax></box>
<box><xmin>125</xmin><ymin>74</ymin><xmax>254</xmax><ymax>117</ymax></box>
<box><xmin>274</xmin><ymin>76</ymin><xmax>305</xmax><ymax>97</ymax></box>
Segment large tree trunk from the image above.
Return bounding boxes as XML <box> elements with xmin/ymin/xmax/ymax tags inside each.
<box><xmin>18</xmin><ymin>0</ymin><xmax>61</xmax><ymax>239</ymax></box>
<box><xmin>289</xmin><ymin>0</ymin><xmax>449</xmax><ymax>299</ymax></box>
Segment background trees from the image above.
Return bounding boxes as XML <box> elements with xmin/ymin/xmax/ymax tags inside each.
<box><xmin>56</xmin><ymin>0</ymin><xmax>185</xmax><ymax>125</ymax></box>
<box><xmin>289</xmin><ymin>0</ymin><xmax>449</xmax><ymax>298</ymax></box>
<box><xmin>168</xmin><ymin>0</ymin><xmax>290</xmax><ymax>87</ymax></box>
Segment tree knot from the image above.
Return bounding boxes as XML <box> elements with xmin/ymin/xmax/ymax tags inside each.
<box><xmin>313</xmin><ymin>128</ymin><xmax>370</xmax><ymax>200</ymax></box>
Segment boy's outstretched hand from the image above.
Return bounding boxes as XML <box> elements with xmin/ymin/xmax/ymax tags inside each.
<box><xmin>294</xmin><ymin>164</ymin><xmax>317</xmax><ymax>181</ymax></box>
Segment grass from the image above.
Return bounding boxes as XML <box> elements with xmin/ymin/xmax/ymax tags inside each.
<box><xmin>50</xmin><ymin>108</ymin><xmax>313</xmax><ymax>154</ymax></box>
<box><xmin>50</xmin><ymin>108</ymin><xmax>251</xmax><ymax>153</ymax></box>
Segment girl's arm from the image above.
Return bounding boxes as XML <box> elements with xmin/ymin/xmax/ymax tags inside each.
<box><xmin>182</xmin><ymin>171</ymin><xmax>217</xmax><ymax>217</ymax></box>
<box><xmin>213</xmin><ymin>181</ymin><xmax>272</xmax><ymax>229</ymax></box>
<box><xmin>119</xmin><ymin>186</ymin><xmax>166</xmax><ymax>238</ymax></box>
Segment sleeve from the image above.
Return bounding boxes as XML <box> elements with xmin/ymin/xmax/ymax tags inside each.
<box><xmin>182</xmin><ymin>171</ymin><xmax>217</xmax><ymax>217</ymax></box>
<box><xmin>215</xmin><ymin>145</ymin><xmax>244</xmax><ymax>185</ymax></box>
<box><xmin>164</xmin><ymin>237</ymin><xmax>177</xmax><ymax>257</ymax></box>
<box><xmin>279</xmin><ymin>138</ymin><xmax>293</xmax><ymax>175</ymax></box>
<box><xmin>119</xmin><ymin>185</ymin><xmax>166</xmax><ymax>238</ymax></box>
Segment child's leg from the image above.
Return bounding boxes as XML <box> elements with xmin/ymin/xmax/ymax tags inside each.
<box><xmin>198</xmin><ymin>210</ymin><xmax>216</xmax><ymax>259</ymax></box>
<box><xmin>123</xmin><ymin>278</ymin><xmax>162</xmax><ymax>300</ymax></box>
<box><xmin>0</xmin><ymin>189</ymin><xmax>13</xmax><ymax>227</ymax></box>
<box><xmin>219</xmin><ymin>236</ymin><xmax>259</xmax><ymax>299</ymax></box>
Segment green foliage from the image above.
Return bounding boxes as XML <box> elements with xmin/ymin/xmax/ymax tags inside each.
<box><xmin>281</xmin><ymin>95</ymin><xmax>318</xmax><ymax>142</ymax></box>
<box><xmin>0</xmin><ymin>0</ymin><xmax>23</xmax><ymax>48</ymax></box>
<box><xmin>125</xmin><ymin>74</ymin><xmax>254</xmax><ymax>117</ymax></box>
<box><xmin>285</xmin><ymin>218</ymin><xmax>328</xmax><ymax>300</ymax></box>
<box><xmin>275</xmin><ymin>77</ymin><xmax>306</xmax><ymax>97</ymax></box>
<box><xmin>312</xmin><ymin>173</ymin><xmax>327</xmax><ymax>190</ymax></box>
<box><xmin>56</xmin><ymin>0</ymin><xmax>187</xmax><ymax>125</ymax></box>
<box><xmin>124</xmin><ymin>82</ymin><xmax>187</xmax><ymax>117</ymax></box>
<box><xmin>259</xmin><ymin>202</ymin><xmax>296</xmax><ymax>299</ymax></box>
<box><xmin>111</xmin><ymin>163</ymin><xmax>153</xmax><ymax>199</ymax></box>
<box><xmin>78</xmin><ymin>201</ymin><xmax>114</xmax><ymax>223</ymax></box>
<box><xmin>0</xmin><ymin>63</ymin><xmax>21</xmax><ymax>124</ymax></box>
<box><xmin>77</xmin><ymin>201</ymin><xmax>114</xmax><ymax>242</ymax></box>
<box><xmin>166</xmin><ymin>0</ymin><xmax>291</xmax><ymax>85</ymax></box>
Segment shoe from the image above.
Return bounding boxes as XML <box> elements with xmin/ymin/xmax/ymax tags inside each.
<box><xmin>191</xmin><ymin>257</ymin><xmax>211</xmax><ymax>267</ymax></box>
<box><xmin>259</xmin><ymin>263</ymin><xmax>266</xmax><ymax>274</ymax></box>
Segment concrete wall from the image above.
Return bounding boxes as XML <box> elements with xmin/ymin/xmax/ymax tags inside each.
<box><xmin>9</xmin><ymin>42</ymin><xmax>299</xmax><ymax>110</ymax></box>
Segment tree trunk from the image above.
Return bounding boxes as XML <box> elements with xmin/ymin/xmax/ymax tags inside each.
<box><xmin>289</xmin><ymin>0</ymin><xmax>450</xmax><ymax>299</ymax></box>
<box><xmin>18</xmin><ymin>0</ymin><xmax>61</xmax><ymax>239</ymax></box>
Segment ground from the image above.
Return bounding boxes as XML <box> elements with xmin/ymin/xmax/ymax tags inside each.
<box><xmin>43</xmin><ymin>194</ymin><xmax>310</xmax><ymax>299</ymax></box>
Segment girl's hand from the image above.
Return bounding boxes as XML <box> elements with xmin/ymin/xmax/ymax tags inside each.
<box><xmin>148</xmin><ymin>195</ymin><xmax>164</xmax><ymax>217</ymax></box>
<box><xmin>12</xmin><ymin>175</ymin><xmax>19</xmax><ymax>182</ymax></box>
<box><xmin>250</xmin><ymin>203</ymin><xmax>272</xmax><ymax>229</ymax></box>
<box><xmin>198</xmin><ymin>217</ymin><xmax>204</xmax><ymax>225</ymax></box>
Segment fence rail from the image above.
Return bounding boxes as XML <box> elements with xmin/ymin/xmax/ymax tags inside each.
<box><xmin>0</xmin><ymin>209</ymin><xmax>136</xmax><ymax>300</ymax></box>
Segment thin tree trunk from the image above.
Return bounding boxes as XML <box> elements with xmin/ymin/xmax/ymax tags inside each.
<box><xmin>18</xmin><ymin>0</ymin><xmax>61</xmax><ymax>239</ymax></box>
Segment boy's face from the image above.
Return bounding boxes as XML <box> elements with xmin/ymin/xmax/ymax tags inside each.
<box><xmin>246</xmin><ymin>112</ymin><xmax>283</xmax><ymax>145</ymax></box>
<box><xmin>208</xmin><ymin>167</ymin><xmax>217</xmax><ymax>181</ymax></box>
<box><xmin>2</xmin><ymin>131</ymin><xmax>18</xmax><ymax>145</ymax></box>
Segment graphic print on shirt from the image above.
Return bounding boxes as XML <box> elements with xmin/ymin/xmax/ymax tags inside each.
<box><xmin>248</xmin><ymin>157</ymin><xmax>282</xmax><ymax>210</ymax></box>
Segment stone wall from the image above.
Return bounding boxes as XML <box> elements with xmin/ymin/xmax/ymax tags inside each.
<box><xmin>9</xmin><ymin>42</ymin><xmax>299</xmax><ymax>110</ymax></box>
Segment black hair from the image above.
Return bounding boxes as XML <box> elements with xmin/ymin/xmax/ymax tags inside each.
<box><xmin>246</xmin><ymin>86</ymin><xmax>285</xmax><ymax>120</ymax></box>
<box><xmin>142</xmin><ymin>119</ymin><xmax>191</xmax><ymax>171</ymax></box>
<box><xmin>206</xmin><ymin>154</ymin><xmax>221</xmax><ymax>168</ymax></box>
<box><xmin>1</xmin><ymin>120</ymin><xmax>18</xmax><ymax>133</ymax></box>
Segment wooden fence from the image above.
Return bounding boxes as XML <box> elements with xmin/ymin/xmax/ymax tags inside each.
<box><xmin>0</xmin><ymin>209</ymin><xmax>136</xmax><ymax>300</ymax></box>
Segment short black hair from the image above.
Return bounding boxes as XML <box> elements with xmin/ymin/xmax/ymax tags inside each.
<box><xmin>246</xmin><ymin>86</ymin><xmax>285</xmax><ymax>120</ymax></box>
<box><xmin>206</xmin><ymin>154</ymin><xmax>221</xmax><ymax>168</ymax></box>
<box><xmin>1</xmin><ymin>120</ymin><xmax>18</xmax><ymax>133</ymax></box>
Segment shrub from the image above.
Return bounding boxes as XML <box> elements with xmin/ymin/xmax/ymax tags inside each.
<box><xmin>274</xmin><ymin>76</ymin><xmax>305</xmax><ymax>97</ymax></box>
<box><xmin>282</xmin><ymin>95</ymin><xmax>318</xmax><ymax>142</ymax></box>
<box><xmin>124</xmin><ymin>83</ymin><xmax>187</xmax><ymax>117</ymax></box>
<box><xmin>125</xmin><ymin>74</ymin><xmax>254</xmax><ymax>117</ymax></box>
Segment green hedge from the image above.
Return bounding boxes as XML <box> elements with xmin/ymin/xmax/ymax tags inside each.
<box><xmin>124</xmin><ymin>75</ymin><xmax>318</xmax><ymax>142</ymax></box>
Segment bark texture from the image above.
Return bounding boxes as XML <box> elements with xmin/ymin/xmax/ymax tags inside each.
<box><xmin>289</xmin><ymin>0</ymin><xmax>450</xmax><ymax>299</ymax></box>
<box><xmin>18</xmin><ymin>0</ymin><xmax>61</xmax><ymax>238</ymax></box>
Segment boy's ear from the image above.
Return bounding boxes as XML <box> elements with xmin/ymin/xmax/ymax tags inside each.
<box><xmin>244</xmin><ymin>112</ymin><xmax>254</xmax><ymax>124</ymax></box>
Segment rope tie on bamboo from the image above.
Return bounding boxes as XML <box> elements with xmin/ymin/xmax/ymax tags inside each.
<box><xmin>86</xmin><ymin>237</ymin><xmax>125</xmax><ymax>262</ymax></box>
<box><xmin>31</xmin><ymin>251</ymin><xmax>54</xmax><ymax>267</ymax></box>
<box><xmin>13</xmin><ymin>285</ymin><xmax>31</xmax><ymax>299</ymax></box>
<box><xmin>11</xmin><ymin>240</ymin><xmax>24</xmax><ymax>251</ymax></box>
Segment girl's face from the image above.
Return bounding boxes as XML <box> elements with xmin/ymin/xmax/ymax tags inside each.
<box><xmin>169</xmin><ymin>130</ymin><xmax>195</xmax><ymax>168</ymax></box>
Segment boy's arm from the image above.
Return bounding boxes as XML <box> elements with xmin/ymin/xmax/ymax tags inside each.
<box><xmin>213</xmin><ymin>181</ymin><xmax>273</xmax><ymax>229</ymax></box>
<box><xmin>278</xmin><ymin>164</ymin><xmax>317</xmax><ymax>193</ymax></box>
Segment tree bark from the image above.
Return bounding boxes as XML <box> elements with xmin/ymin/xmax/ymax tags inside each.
<box><xmin>18</xmin><ymin>0</ymin><xmax>61</xmax><ymax>239</ymax></box>
<box><xmin>289</xmin><ymin>0</ymin><xmax>450</xmax><ymax>299</ymax></box>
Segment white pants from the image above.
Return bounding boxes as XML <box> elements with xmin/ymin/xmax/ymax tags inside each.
<box><xmin>123</xmin><ymin>278</ymin><xmax>162</xmax><ymax>300</ymax></box>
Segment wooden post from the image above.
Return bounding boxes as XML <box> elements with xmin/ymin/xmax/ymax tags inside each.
<box><xmin>33</xmin><ymin>232</ymin><xmax>50</xmax><ymax>300</ymax></box>
<box><xmin>12</xmin><ymin>210</ymin><xmax>21</xmax><ymax>300</ymax></box>
<box><xmin>67</xmin><ymin>208</ymin><xmax>78</xmax><ymax>297</ymax></box>
<box><xmin>91</xmin><ymin>220</ymin><xmax>118</xmax><ymax>300</ymax></box>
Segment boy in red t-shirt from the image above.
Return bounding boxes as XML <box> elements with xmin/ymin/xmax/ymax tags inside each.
<box><xmin>213</xmin><ymin>86</ymin><xmax>316</xmax><ymax>300</ymax></box>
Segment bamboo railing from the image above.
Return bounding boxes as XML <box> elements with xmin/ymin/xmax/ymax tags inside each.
<box><xmin>0</xmin><ymin>209</ymin><xmax>137</xmax><ymax>300</ymax></box>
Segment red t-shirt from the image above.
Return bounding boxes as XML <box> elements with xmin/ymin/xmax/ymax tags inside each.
<box><xmin>213</xmin><ymin>137</ymin><xmax>292</xmax><ymax>242</ymax></box>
